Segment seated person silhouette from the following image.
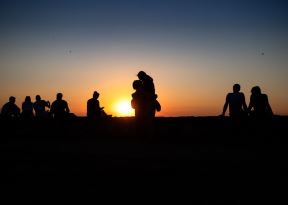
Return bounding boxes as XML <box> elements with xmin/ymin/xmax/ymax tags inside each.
<box><xmin>21</xmin><ymin>96</ymin><xmax>34</xmax><ymax>119</ymax></box>
<box><xmin>50</xmin><ymin>93</ymin><xmax>70</xmax><ymax>119</ymax></box>
<box><xmin>87</xmin><ymin>91</ymin><xmax>108</xmax><ymax>119</ymax></box>
<box><xmin>248</xmin><ymin>86</ymin><xmax>273</xmax><ymax>118</ymax></box>
<box><xmin>1</xmin><ymin>96</ymin><xmax>21</xmax><ymax>119</ymax></box>
<box><xmin>33</xmin><ymin>95</ymin><xmax>50</xmax><ymax>118</ymax></box>
<box><xmin>221</xmin><ymin>84</ymin><xmax>247</xmax><ymax>117</ymax></box>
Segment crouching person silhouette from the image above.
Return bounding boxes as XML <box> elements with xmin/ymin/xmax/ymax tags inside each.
<box><xmin>87</xmin><ymin>91</ymin><xmax>110</xmax><ymax>119</ymax></box>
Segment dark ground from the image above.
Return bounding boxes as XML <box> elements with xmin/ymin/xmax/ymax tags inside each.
<box><xmin>1</xmin><ymin>116</ymin><xmax>288</xmax><ymax>203</ymax></box>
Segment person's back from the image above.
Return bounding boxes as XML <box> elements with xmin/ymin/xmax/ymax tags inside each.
<box><xmin>248</xmin><ymin>86</ymin><xmax>273</xmax><ymax>117</ymax></box>
<box><xmin>227</xmin><ymin>92</ymin><xmax>246</xmax><ymax>116</ymax></box>
<box><xmin>1</xmin><ymin>96</ymin><xmax>20</xmax><ymax>119</ymax></box>
<box><xmin>222</xmin><ymin>84</ymin><xmax>247</xmax><ymax>117</ymax></box>
<box><xmin>22</xmin><ymin>96</ymin><xmax>34</xmax><ymax>119</ymax></box>
<box><xmin>33</xmin><ymin>95</ymin><xmax>50</xmax><ymax>118</ymax></box>
<box><xmin>50</xmin><ymin>93</ymin><xmax>70</xmax><ymax>119</ymax></box>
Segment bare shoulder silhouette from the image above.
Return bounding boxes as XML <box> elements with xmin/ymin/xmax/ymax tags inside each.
<box><xmin>50</xmin><ymin>93</ymin><xmax>70</xmax><ymax>119</ymax></box>
<box><xmin>221</xmin><ymin>84</ymin><xmax>247</xmax><ymax>118</ymax></box>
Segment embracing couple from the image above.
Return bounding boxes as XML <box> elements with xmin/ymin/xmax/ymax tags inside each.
<box><xmin>131</xmin><ymin>71</ymin><xmax>161</xmax><ymax>122</ymax></box>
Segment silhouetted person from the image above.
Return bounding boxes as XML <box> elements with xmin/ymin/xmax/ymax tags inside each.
<box><xmin>1</xmin><ymin>96</ymin><xmax>20</xmax><ymax>119</ymax></box>
<box><xmin>87</xmin><ymin>91</ymin><xmax>107</xmax><ymax>119</ymax></box>
<box><xmin>33</xmin><ymin>95</ymin><xmax>50</xmax><ymax>118</ymax></box>
<box><xmin>221</xmin><ymin>84</ymin><xmax>247</xmax><ymax>118</ymax></box>
<box><xmin>22</xmin><ymin>96</ymin><xmax>34</xmax><ymax>119</ymax></box>
<box><xmin>248</xmin><ymin>86</ymin><xmax>273</xmax><ymax>118</ymax></box>
<box><xmin>137</xmin><ymin>71</ymin><xmax>155</xmax><ymax>94</ymax></box>
<box><xmin>50</xmin><ymin>93</ymin><xmax>70</xmax><ymax>119</ymax></box>
<box><xmin>131</xmin><ymin>80</ymin><xmax>146</xmax><ymax>119</ymax></box>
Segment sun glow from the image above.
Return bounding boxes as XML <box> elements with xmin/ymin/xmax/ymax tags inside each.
<box><xmin>115</xmin><ymin>100</ymin><xmax>134</xmax><ymax>116</ymax></box>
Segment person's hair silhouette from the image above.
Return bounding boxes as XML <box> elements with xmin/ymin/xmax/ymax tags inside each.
<box><xmin>87</xmin><ymin>91</ymin><xmax>107</xmax><ymax>119</ymax></box>
<box><xmin>221</xmin><ymin>84</ymin><xmax>247</xmax><ymax>117</ymax></box>
<box><xmin>248</xmin><ymin>86</ymin><xmax>273</xmax><ymax>118</ymax></box>
<box><xmin>33</xmin><ymin>95</ymin><xmax>50</xmax><ymax>118</ymax></box>
<box><xmin>1</xmin><ymin>96</ymin><xmax>21</xmax><ymax>119</ymax></box>
<box><xmin>21</xmin><ymin>96</ymin><xmax>34</xmax><ymax>119</ymax></box>
<box><xmin>137</xmin><ymin>71</ymin><xmax>155</xmax><ymax>94</ymax></box>
<box><xmin>50</xmin><ymin>93</ymin><xmax>70</xmax><ymax>119</ymax></box>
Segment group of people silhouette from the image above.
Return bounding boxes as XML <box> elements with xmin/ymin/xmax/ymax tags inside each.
<box><xmin>221</xmin><ymin>84</ymin><xmax>273</xmax><ymax>118</ymax></box>
<box><xmin>0</xmin><ymin>71</ymin><xmax>273</xmax><ymax>121</ymax></box>
<box><xmin>1</xmin><ymin>93</ymin><xmax>70</xmax><ymax>119</ymax></box>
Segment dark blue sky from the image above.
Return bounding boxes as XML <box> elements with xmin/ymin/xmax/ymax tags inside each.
<box><xmin>1</xmin><ymin>0</ymin><xmax>288</xmax><ymax>37</ymax></box>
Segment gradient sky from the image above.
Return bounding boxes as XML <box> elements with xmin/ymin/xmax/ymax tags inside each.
<box><xmin>0</xmin><ymin>0</ymin><xmax>288</xmax><ymax>116</ymax></box>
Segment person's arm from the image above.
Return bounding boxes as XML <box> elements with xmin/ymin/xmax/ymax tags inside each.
<box><xmin>247</xmin><ymin>95</ymin><xmax>253</xmax><ymax>113</ymax></box>
<box><xmin>242</xmin><ymin>93</ymin><xmax>248</xmax><ymax>113</ymax></box>
<box><xmin>221</xmin><ymin>94</ymin><xmax>229</xmax><ymax>116</ymax></box>
<box><xmin>265</xmin><ymin>95</ymin><xmax>273</xmax><ymax>115</ymax></box>
<box><xmin>65</xmin><ymin>102</ymin><xmax>70</xmax><ymax>113</ymax></box>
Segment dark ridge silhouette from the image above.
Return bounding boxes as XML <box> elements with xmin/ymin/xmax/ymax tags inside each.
<box><xmin>0</xmin><ymin>116</ymin><xmax>287</xmax><ymax>203</ymax></box>
<box><xmin>221</xmin><ymin>83</ymin><xmax>247</xmax><ymax>118</ymax></box>
<box><xmin>248</xmin><ymin>86</ymin><xmax>273</xmax><ymax>118</ymax></box>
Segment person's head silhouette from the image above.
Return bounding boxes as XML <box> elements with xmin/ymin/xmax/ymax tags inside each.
<box><xmin>233</xmin><ymin>84</ymin><xmax>241</xmax><ymax>93</ymax></box>
<box><xmin>25</xmin><ymin>96</ymin><xmax>31</xmax><ymax>102</ymax></box>
<box><xmin>56</xmin><ymin>93</ymin><xmax>63</xmax><ymax>100</ymax></box>
<box><xmin>93</xmin><ymin>91</ymin><xmax>99</xmax><ymax>99</ymax></box>
<box><xmin>36</xmin><ymin>95</ymin><xmax>41</xmax><ymax>101</ymax></box>
<box><xmin>251</xmin><ymin>86</ymin><xmax>261</xmax><ymax>95</ymax></box>
<box><xmin>133</xmin><ymin>80</ymin><xmax>142</xmax><ymax>90</ymax></box>
<box><xmin>137</xmin><ymin>71</ymin><xmax>147</xmax><ymax>81</ymax></box>
<box><xmin>9</xmin><ymin>96</ymin><xmax>16</xmax><ymax>104</ymax></box>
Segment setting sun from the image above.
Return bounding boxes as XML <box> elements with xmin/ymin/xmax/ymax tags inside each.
<box><xmin>115</xmin><ymin>100</ymin><xmax>134</xmax><ymax>116</ymax></box>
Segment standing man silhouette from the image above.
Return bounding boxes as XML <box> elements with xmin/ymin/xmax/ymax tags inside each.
<box><xmin>221</xmin><ymin>84</ymin><xmax>247</xmax><ymax>117</ymax></box>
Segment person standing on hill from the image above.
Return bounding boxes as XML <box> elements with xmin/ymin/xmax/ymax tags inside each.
<box><xmin>221</xmin><ymin>84</ymin><xmax>247</xmax><ymax>118</ymax></box>
<box><xmin>50</xmin><ymin>93</ymin><xmax>70</xmax><ymax>119</ymax></box>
